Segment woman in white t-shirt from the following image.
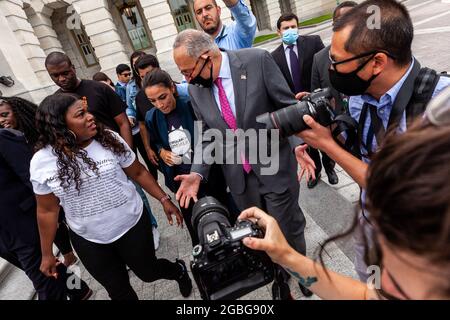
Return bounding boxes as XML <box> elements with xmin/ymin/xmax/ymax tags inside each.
<box><xmin>30</xmin><ymin>94</ymin><xmax>192</xmax><ymax>300</ymax></box>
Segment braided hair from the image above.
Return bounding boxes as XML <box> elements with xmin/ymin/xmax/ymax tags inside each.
<box><xmin>1</xmin><ymin>96</ymin><xmax>39</xmax><ymax>146</ymax></box>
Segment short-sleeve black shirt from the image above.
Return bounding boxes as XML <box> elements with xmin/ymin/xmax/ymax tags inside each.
<box><xmin>135</xmin><ymin>90</ymin><xmax>155</xmax><ymax>122</ymax></box>
<box><xmin>56</xmin><ymin>80</ymin><xmax>126</xmax><ymax>133</ymax></box>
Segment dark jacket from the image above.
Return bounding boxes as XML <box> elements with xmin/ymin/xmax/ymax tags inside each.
<box><xmin>115</xmin><ymin>83</ymin><xmax>128</xmax><ymax>103</ymax></box>
<box><xmin>0</xmin><ymin>129</ymin><xmax>37</xmax><ymax>241</ymax></box>
<box><xmin>271</xmin><ymin>35</ymin><xmax>325</xmax><ymax>92</ymax></box>
<box><xmin>145</xmin><ymin>95</ymin><xmax>196</xmax><ymax>193</ymax></box>
<box><xmin>311</xmin><ymin>45</ymin><xmax>347</xmax><ymax>114</ymax></box>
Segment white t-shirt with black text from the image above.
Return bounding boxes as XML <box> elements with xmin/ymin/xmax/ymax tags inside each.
<box><xmin>30</xmin><ymin>131</ymin><xmax>142</xmax><ymax>244</ymax></box>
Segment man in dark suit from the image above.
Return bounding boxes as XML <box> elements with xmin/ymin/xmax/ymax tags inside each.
<box><xmin>172</xmin><ymin>29</ymin><xmax>312</xmax><ymax>299</ymax></box>
<box><xmin>271</xmin><ymin>13</ymin><xmax>338</xmax><ymax>188</ymax></box>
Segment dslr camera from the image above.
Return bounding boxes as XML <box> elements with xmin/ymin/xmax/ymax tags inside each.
<box><xmin>190</xmin><ymin>197</ymin><xmax>275</xmax><ymax>300</ymax></box>
<box><xmin>257</xmin><ymin>88</ymin><xmax>335</xmax><ymax>138</ymax></box>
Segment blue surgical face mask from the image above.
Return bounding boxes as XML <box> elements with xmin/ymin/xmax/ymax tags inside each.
<box><xmin>282</xmin><ymin>28</ymin><xmax>299</xmax><ymax>45</ymax></box>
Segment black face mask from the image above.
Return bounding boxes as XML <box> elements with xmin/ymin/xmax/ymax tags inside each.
<box><xmin>189</xmin><ymin>58</ymin><xmax>213</xmax><ymax>88</ymax></box>
<box><xmin>329</xmin><ymin>55</ymin><xmax>380</xmax><ymax>96</ymax></box>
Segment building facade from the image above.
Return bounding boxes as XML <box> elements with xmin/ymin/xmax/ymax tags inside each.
<box><xmin>0</xmin><ymin>0</ymin><xmax>341</xmax><ymax>103</ymax></box>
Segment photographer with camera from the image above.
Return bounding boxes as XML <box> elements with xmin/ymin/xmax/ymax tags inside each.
<box><xmin>293</xmin><ymin>0</ymin><xmax>450</xmax><ymax>280</ymax></box>
<box><xmin>240</xmin><ymin>87</ymin><xmax>450</xmax><ymax>299</ymax></box>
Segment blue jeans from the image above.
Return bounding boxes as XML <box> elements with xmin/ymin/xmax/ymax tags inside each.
<box><xmin>132</xmin><ymin>181</ymin><xmax>158</xmax><ymax>228</ymax></box>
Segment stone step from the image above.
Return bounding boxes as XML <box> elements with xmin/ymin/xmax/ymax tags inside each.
<box><xmin>0</xmin><ymin>258</ymin><xmax>13</xmax><ymax>284</ymax></box>
<box><xmin>0</xmin><ymin>262</ymin><xmax>35</xmax><ymax>300</ymax></box>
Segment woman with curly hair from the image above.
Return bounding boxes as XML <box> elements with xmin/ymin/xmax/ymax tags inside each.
<box><xmin>0</xmin><ymin>96</ymin><xmax>91</xmax><ymax>300</ymax></box>
<box><xmin>30</xmin><ymin>94</ymin><xmax>192</xmax><ymax>300</ymax></box>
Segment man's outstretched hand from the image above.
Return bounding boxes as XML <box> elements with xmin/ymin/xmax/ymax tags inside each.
<box><xmin>295</xmin><ymin>144</ymin><xmax>317</xmax><ymax>183</ymax></box>
<box><xmin>174</xmin><ymin>173</ymin><xmax>202</xmax><ymax>208</ymax></box>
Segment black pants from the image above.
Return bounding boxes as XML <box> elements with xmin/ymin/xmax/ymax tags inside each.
<box><xmin>307</xmin><ymin>147</ymin><xmax>335</xmax><ymax>175</ymax></box>
<box><xmin>68</xmin><ymin>211</ymin><xmax>181</xmax><ymax>300</ymax></box>
<box><xmin>133</xmin><ymin>133</ymin><xmax>157</xmax><ymax>179</ymax></box>
<box><xmin>54</xmin><ymin>221</ymin><xmax>72</xmax><ymax>256</ymax></box>
<box><xmin>0</xmin><ymin>224</ymin><xmax>88</xmax><ymax>300</ymax></box>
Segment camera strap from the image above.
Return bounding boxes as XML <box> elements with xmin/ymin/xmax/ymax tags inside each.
<box><xmin>330</xmin><ymin>113</ymin><xmax>361</xmax><ymax>159</ymax></box>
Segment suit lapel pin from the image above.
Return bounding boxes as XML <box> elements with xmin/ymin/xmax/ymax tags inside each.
<box><xmin>241</xmin><ymin>75</ymin><xmax>247</xmax><ymax>80</ymax></box>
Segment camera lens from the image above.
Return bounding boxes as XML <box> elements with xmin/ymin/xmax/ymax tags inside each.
<box><xmin>256</xmin><ymin>88</ymin><xmax>334</xmax><ymax>138</ymax></box>
<box><xmin>192</xmin><ymin>197</ymin><xmax>230</xmax><ymax>229</ymax></box>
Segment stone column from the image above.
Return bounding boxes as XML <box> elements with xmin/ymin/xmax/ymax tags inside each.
<box><xmin>264</xmin><ymin>0</ymin><xmax>282</xmax><ymax>30</ymax></box>
<box><xmin>25</xmin><ymin>3</ymin><xmax>64</xmax><ymax>56</ymax></box>
<box><xmin>0</xmin><ymin>8</ymin><xmax>50</xmax><ymax>102</ymax></box>
<box><xmin>0</xmin><ymin>0</ymin><xmax>51</xmax><ymax>84</ymax></box>
<box><xmin>71</xmin><ymin>0</ymin><xmax>129</xmax><ymax>78</ymax></box>
<box><xmin>139</xmin><ymin>0</ymin><xmax>179</xmax><ymax>65</ymax></box>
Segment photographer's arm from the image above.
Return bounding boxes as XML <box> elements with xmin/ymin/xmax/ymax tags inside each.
<box><xmin>240</xmin><ymin>207</ymin><xmax>377</xmax><ymax>300</ymax></box>
<box><xmin>297</xmin><ymin>115</ymin><xmax>368</xmax><ymax>188</ymax></box>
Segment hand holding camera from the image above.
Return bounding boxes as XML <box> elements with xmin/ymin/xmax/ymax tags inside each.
<box><xmin>190</xmin><ymin>197</ymin><xmax>275</xmax><ymax>300</ymax></box>
<box><xmin>257</xmin><ymin>87</ymin><xmax>342</xmax><ymax>161</ymax></box>
<box><xmin>297</xmin><ymin>115</ymin><xmax>336</xmax><ymax>152</ymax></box>
<box><xmin>239</xmin><ymin>207</ymin><xmax>296</xmax><ymax>267</ymax></box>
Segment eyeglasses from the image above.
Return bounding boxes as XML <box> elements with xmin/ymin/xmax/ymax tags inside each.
<box><xmin>180</xmin><ymin>51</ymin><xmax>210</xmax><ymax>78</ymax></box>
<box><xmin>329</xmin><ymin>50</ymin><xmax>397</xmax><ymax>73</ymax></box>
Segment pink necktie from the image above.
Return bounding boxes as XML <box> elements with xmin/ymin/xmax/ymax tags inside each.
<box><xmin>214</xmin><ymin>77</ymin><xmax>252</xmax><ymax>174</ymax></box>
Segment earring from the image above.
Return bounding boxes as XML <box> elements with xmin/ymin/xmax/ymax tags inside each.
<box><xmin>68</xmin><ymin>129</ymin><xmax>77</xmax><ymax>141</ymax></box>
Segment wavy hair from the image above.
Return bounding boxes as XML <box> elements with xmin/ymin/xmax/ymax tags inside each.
<box><xmin>1</xmin><ymin>96</ymin><xmax>39</xmax><ymax>146</ymax></box>
<box><xmin>35</xmin><ymin>94</ymin><xmax>130</xmax><ymax>191</ymax></box>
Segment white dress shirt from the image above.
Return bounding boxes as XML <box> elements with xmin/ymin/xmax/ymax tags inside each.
<box><xmin>212</xmin><ymin>51</ymin><xmax>237</xmax><ymax>118</ymax></box>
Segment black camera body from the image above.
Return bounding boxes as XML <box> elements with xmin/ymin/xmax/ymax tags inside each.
<box><xmin>190</xmin><ymin>197</ymin><xmax>275</xmax><ymax>300</ymax></box>
<box><xmin>257</xmin><ymin>88</ymin><xmax>335</xmax><ymax>138</ymax></box>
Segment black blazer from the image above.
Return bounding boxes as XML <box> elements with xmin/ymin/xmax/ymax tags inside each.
<box><xmin>271</xmin><ymin>35</ymin><xmax>325</xmax><ymax>93</ymax></box>
<box><xmin>0</xmin><ymin>129</ymin><xmax>38</xmax><ymax>240</ymax></box>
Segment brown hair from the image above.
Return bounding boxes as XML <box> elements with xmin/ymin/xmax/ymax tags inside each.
<box><xmin>320</xmin><ymin>119</ymin><xmax>450</xmax><ymax>296</ymax></box>
<box><xmin>367</xmin><ymin>120</ymin><xmax>450</xmax><ymax>270</ymax></box>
